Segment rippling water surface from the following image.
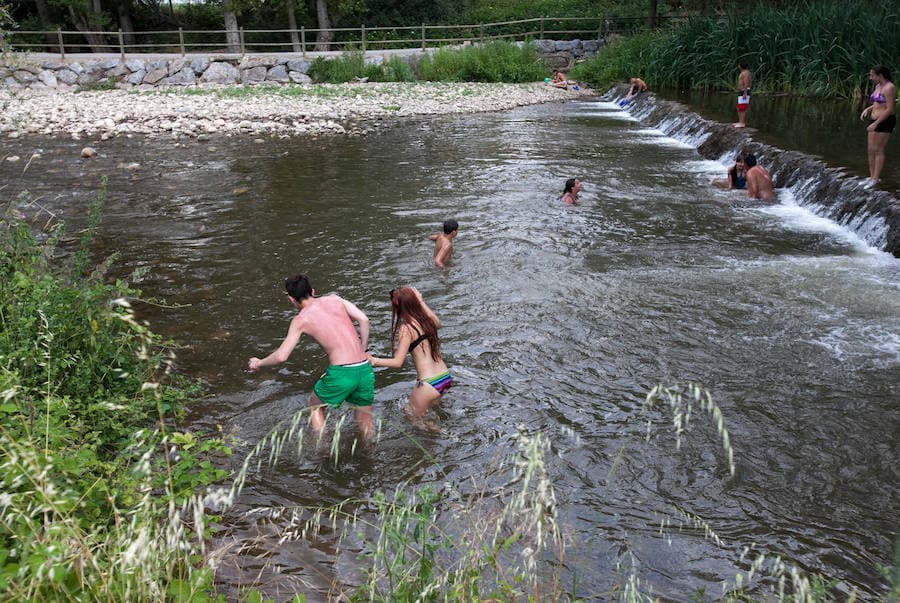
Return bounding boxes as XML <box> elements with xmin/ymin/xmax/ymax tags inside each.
<box><xmin>3</xmin><ymin>98</ymin><xmax>898</xmax><ymax>600</ymax></box>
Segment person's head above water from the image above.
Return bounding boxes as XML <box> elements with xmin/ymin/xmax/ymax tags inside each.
<box><xmin>744</xmin><ymin>154</ymin><xmax>758</xmax><ymax>168</ymax></box>
<box><xmin>285</xmin><ymin>273</ymin><xmax>313</xmax><ymax>301</ymax></box>
<box><xmin>564</xmin><ymin>178</ymin><xmax>582</xmax><ymax>194</ymax></box>
<box><xmin>443</xmin><ymin>219</ymin><xmax>459</xmax><ymax>235</ymax></box>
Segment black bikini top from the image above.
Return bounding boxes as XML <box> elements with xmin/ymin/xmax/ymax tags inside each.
<box><xmin>408</xmin><ymin>326</ymin><xmax>428</xmax><ymax>352</ymax></box>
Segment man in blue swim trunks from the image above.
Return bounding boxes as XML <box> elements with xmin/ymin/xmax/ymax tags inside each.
<box><xmin>248</xmin><ymin>273</ymin><xmax>375</xmax><ymax>438</ymax></box>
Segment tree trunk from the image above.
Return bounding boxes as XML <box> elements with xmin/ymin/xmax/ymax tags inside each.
<box><xmin>286</xmin><ymin>0</ymin><xmax>301</xmax><ymax>53</ymax></box>
<box><xmin>68</xmin><ymin>5</ymin><xmax>109</xmax><ymax>52</ymax></box>
<box><xmin>118</xmin><ymin>0</ymin><xmax>135</xmax><ymax>48</ymax></box>
<box><xmin>648</xmin><ymin>0</ymin><xmax>658</xmax><ymax>29</ymax></box>
<box><xmin>314</xmin><ymin>0</ymin><xmax>333</xmax><ymax>52</ymax></box>
<box><xmin>224</xmin><ymin>10</ymin><xmax>240</xmax><ymax>53</ymax></box>
<box><xmin>34</xmin><ymin>0</ymin><xmax>58</xmax><ymax>52</ymax></box>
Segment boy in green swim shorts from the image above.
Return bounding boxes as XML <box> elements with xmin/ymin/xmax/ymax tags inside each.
<box><xmin>248</xmin><ymin>273</ymin><xmax>375</xmax><ymax>439</ymax></box>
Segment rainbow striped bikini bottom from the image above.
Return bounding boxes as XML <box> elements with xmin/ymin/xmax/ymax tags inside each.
<box><xmin>418</xmin><ymin>370</ymin><xmax>452</xmax><ymax>395</ymax></box>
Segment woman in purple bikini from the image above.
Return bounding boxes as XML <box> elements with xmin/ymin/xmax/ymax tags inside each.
<box><xmin>368</xmin><ymin>286</ymin><xmax>452</xmax><ymax>422</ymax></box>
<box><xmin>860</xmin><ymin>65</ymin><xmax>896</xmax><ymax>189</ymax></box>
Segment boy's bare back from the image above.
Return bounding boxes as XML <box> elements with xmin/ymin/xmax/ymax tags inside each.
<box><xmin>430</xmin><ymin>234</ymin><xmax>453</xmax><ymax>267</ymax></box>
<box><xmin>429</xmin><ymin>219</ymin><xmax>459</xmax><ymax>268</ymax></box>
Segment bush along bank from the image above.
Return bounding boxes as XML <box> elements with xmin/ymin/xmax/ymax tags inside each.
<box><xmin>0</xmin><ymin>185</ymin><xmax>230</xmax><ymax>601</ymax></box>
<box><xmin>1</xmin><ymin>39</ymin><xmax>605</xmax><ymax>90</ymax></box>
<box><xmin>570</xmin><ymin>0</ymin><xmax>900</xmax><ymax>98</ymax></box>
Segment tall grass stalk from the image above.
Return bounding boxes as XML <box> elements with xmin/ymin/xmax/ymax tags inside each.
<box><xmin>1</xmin><ymin>188</ymin><xmax>229</xmax><ymax>601</ymax></box>
<box><xmin>211</xmin><ymin>378</ymin><xmax>884</xmax><ymax>601</ymax></box>
<box><xmin>571</xmin><ymin>1</ymin><xmax>899</xmax><ymax>98</ymax></box>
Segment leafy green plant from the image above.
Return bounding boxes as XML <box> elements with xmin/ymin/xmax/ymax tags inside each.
<box><xmin>0</xmin><ymin>185</ymin><xmax>229</xmax><ymax>601</ymax></box>
<box><xmin>418</xmin><ymin>40</ymin><xmax>549</xmax><ymax>83</ymax></box>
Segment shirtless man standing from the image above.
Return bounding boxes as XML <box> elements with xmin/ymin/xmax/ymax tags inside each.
<box><xmin>248</xmin><ymin>273</ymin><xmax>374</xmax><ymax>438</ymax></box>
<box><xmin>735</xmin><ymin>60</ymin><xmax>752</xmax><ymax>128</ymax></box>
<box><xmin>429</xmin><ymin>219</ymin><xmax>458</xmax><ymax>268</ymax></box>
<box><xmin>744</xmin><ymin>154</ymin><xmax>775</xmax><ymax>200</ymax></box>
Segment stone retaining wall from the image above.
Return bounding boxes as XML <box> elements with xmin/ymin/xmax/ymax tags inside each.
<box><xmin>0</xmin><ymin>39</ymin><xmax>603</xmax><ymax>91</ymax></box>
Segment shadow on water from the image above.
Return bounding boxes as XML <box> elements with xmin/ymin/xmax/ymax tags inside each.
<box><xmin>1</xmin><ymin>97</ymin><xmax>898</xmax><ymax>601</ymax></box>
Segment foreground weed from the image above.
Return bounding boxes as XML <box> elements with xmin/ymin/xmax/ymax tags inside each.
<box><xmin>0</xmin><ymin>187</ymin><xmax>229</xmax><ymax>600</ymax></box>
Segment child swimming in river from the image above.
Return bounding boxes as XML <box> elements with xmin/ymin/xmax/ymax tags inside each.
<box><xmin>429</xmin><ymin>219</ymin><xmax>458</xmax><ymax>267</ymax></box>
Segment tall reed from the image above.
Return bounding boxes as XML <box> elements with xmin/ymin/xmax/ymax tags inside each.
<box><xmin>571</xmin><ymin>1</ymin><xmax>899</xmax><ymax>98</ymax></box>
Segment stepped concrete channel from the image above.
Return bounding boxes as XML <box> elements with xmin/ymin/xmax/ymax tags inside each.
<box><xmin>0</xmin><ymin>39</ymin><xmax>601</xmax><ymax>90</ymax></box>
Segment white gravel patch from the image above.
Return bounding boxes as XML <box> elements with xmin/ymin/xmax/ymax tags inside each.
<box><xmin>0</xmin><ymin>82</ymin><xmax>589</xmax><ymax>139</ymax></box>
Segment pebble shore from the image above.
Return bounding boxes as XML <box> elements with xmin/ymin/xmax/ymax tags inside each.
<box><xmin>0</xmin><ymin>82</ymin><xmax>587</xmax><ymax>141</ymax></box>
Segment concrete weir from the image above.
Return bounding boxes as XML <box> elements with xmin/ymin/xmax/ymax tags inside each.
<box><xmin>612</xmin><ymin>86</ymin><xmax>900</xmax><ymax>257</ymax></box>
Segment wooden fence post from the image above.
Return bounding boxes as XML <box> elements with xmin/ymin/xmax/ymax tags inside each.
<box><xmin>421</xmin><ymin>24</ymin><xmax>425</xmax><ymax>51</ymax></box>
<box><xmin>179</xmin><ymin>27</ymin><xmax>185</xmax><ymax>55</ymax></box>
<box><xmin>57</xmin><ymin>28</ymin><xmax>65</xmax><ymax>59</ymax></box>
<box><xmin>479</xmin><ymin>23</ymin><xmax>483</xmax><ymax>43</ymax></box>
<box><xmin>361</xmin><ymin>24</ymin><xmax>366</xmax><ymax>52</ymax></box>
<box><xmin>239</xmin><ymin>27</ymin><xmax>245</xmax><ymax>55</ymax></box>
<box><xmin>540</xmin><ymin>16</ymin><xmax>544</xmax><ymax>39</ymax></box>
<box><xmin>118</xmin><ymin>28</ymin><xmax>125</xmax><ymax>59</ymax></box>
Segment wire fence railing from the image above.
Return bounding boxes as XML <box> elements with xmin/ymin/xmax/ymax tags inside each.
<box><xmin>2</xmin><ymin>15</ymin><xmax>688</xmax><ymax>59</ymax></box>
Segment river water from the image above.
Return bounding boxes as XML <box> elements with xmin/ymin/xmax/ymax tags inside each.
<box><xmin>3</xmin><ymin>96</ymin><xmax>898</xmax><ymax>600</ymax></box>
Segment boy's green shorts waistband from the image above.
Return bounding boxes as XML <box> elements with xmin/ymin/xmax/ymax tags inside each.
<box><xmin>313</xmin><ymin>361</ymin><xmax>375</xmax><ymax>408</ymax></box>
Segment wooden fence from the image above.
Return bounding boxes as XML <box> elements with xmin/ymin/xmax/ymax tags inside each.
<box><xmin>2</xmin><ymin>16</ymin><xmax>687</xmax><ymax>58</ymax></box>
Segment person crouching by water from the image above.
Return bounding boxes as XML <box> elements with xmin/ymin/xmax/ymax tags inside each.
<box><xmin>248</xmin><ymin>273</ymin><xmax>375</xmax><ymax>439</ymax></box>
<box><xmin>744</xmin><ymin>154</ymin><xmax>775</xmax><ymax>201</ymax></box>
<box><xmin>367</xmin><ymin>286</ymin><xmax>451</xmax><ymax>428</ymax></box>
<box><xmin>561</xmin><ymin>178</ymin><xmax>582</xmax><ymax>205</ymax></box>
<box><xmin>713</xmin><ymin>155</ymin><xmax>747</xmax><ymax>190</ymax></box>
<box><xmin>860</xmin><ymin>65</ymin><xmax>896</xmax><ymax>189</ymax></box>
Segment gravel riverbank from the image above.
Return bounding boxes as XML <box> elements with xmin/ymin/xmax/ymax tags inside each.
<box><xmin>0</xmin><ymin>82</ymin><xmax>589</xmax><ymax>141</ymax></box>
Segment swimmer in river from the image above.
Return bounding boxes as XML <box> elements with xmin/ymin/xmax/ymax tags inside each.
<box><xmin>560</xmin><ymin>177</ymin><xmax>582</xmax><ymax>205</ymax></box>
<box><xmin>368</xmin><ymin>286</ymin><xmax>451</xmax><ymax>429</ymax></box>
<box><xmin>248</xmin><ymin>273</ymin><xmax>375</xmax><ymax>439</ymax></box>
<box><xmin>712</xmin><ymin>155</ymin><xmax>747</xmax><ymax>190</ymax></box>
<box><xmin>429</xmin><ymin>219</ymin><xmax>458</xmax><ymax>268</ymax></box>
<box><xmin>744</xmin><ymin>154</ymin><xmax>775</xmax><ymax>201</ymax></box>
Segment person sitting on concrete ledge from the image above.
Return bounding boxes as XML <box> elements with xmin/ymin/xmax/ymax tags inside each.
<box><xmin>713</xmin><ymin>155</ymin><xmax>747</xmax><ymax>190</ymax></box>
<box><xmin>744</xmin><ymin>154</ymin><xmax>775</xmax><ymax>201</ymax></box>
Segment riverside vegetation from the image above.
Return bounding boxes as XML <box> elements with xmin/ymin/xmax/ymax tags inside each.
<box><xmin>3</xmin><ymin>190</ymin><xmax>899</xmax><ymax>598</ymax></box>
<box><xmin>0</xmin><ymin>182</ymin><xmax>231</xmax><ymax>601</ymax></box>
<box><xmin>307</xmin><ymin>41</ymin><xmax>551</xmax><ymax>84</ymax></box>
<box><xmin>570</xmin><ymin>0</ymin><xmax>900</xmax><ymax>99</ymax></box>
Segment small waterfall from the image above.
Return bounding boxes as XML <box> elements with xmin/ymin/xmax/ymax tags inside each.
<box><xmin>608</xmin><ymin>87</ymin><xmax>900</xmax><ymax>257</ymax></box>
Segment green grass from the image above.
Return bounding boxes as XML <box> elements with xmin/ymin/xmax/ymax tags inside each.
<box><xmin>419</xmin><ymin>41</ymin><xmax>549</xmax><ymax>83</ymax></box>
<box><xmin>302</xmin><ymin>41</ymin><xmax>548</xmax><ymax>84</ymax></box>
<box><xmin>134</xmin><ymin>83</ymin><xmax>376</xmax><ymax>99</ymax></box>
<box><xmin>0</xmin><ymin>184</ymin><xmax>229</xmax><ymax>601</ymax></box>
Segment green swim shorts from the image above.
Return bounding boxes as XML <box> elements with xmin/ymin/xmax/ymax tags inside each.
<box><xmin>313</xmin><ymin>360</ymin><xmax>375</xmax><ymax>408</ymax></box>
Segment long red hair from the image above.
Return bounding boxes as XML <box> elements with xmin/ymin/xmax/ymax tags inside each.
<box><xmin>390</xmin><ymin>286</ymin><xmax>440</xmax><ymax>361</ymax></box>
